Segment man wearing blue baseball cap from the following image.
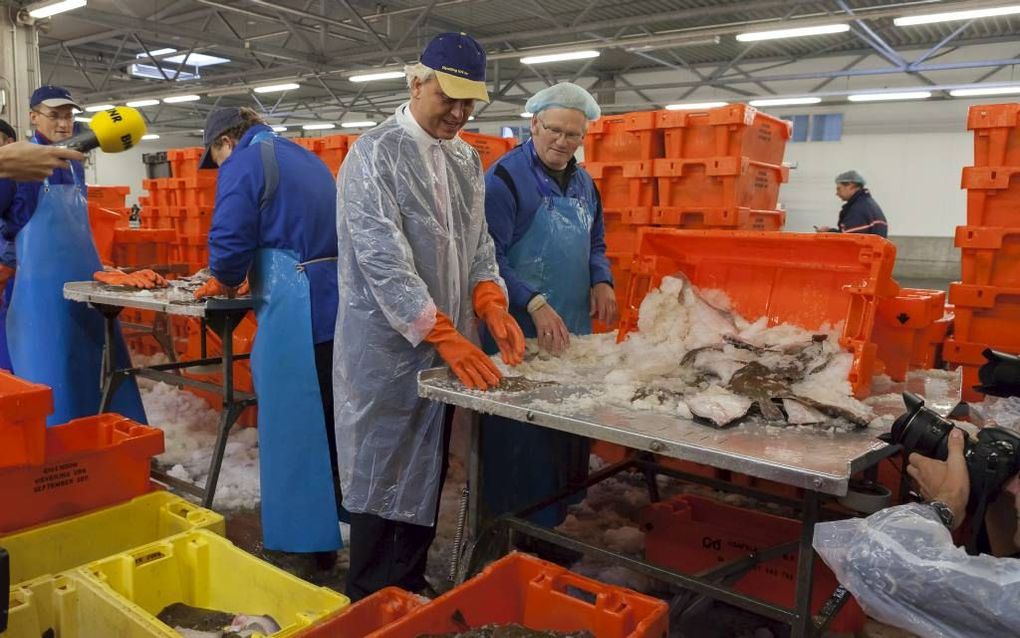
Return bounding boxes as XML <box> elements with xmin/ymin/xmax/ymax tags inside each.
<box><xmin>334</xmin><ymin>32</ymin><xmax>524</xmax><ymax>600</ymax></box>
<box><xmin>194</xmin><ymin>105</ymin><xmax>344</xmax><ymax>567</ymax></box>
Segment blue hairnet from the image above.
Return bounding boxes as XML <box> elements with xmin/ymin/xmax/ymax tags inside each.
<box><xmin>525</xmin><ymin>82</ymin><xmax>601</xmax><ymax>120</ymax></box>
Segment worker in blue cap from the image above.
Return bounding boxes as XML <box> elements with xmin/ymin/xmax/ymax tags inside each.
<box><xmin>194</xmin><ymin>105</ymin><xmax>344</xmax><ymax>567</ymax></box>
<box><xmin>3</xmin><ymin>86</ymin><xmax>145</xmax><ymax>425</ymax></box>
<box><xmin>479</xmin><ymin>82</ymin><xmax>615</xmax><ymax>529</ymax></box>
<box><xmin>817</xmin><ymin>170</ymin><xmax>889</xmax><ymax>237</ymax></box>
<box><xmin>334</xmin><ymin>32</ymin><xmax>524</xmax><ymax>600</ymax></box>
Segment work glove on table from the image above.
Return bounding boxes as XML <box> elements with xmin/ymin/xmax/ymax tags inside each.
<box><xmin>472</xmin><ymin>280</ymin><xmax>525</xmax><ymax>366</ymax></box>
<box><xmin>193</xmin><ymin>276</ymin><xmax>250</xmax><ymax>299</ymax></box>
<box><xmin>425</xmin><ymin>312</ymin><xmax>502</xmax><ymax>391</ymax></box>
<box><xmin>93</xmin><ymin>268</ymin><xmax>168</xmax><ymax>289</ymax></box>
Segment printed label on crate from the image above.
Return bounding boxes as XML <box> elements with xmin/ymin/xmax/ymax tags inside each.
<box><xmin>33</xmin><ymin>462</ymin><xmax>89</xmax><ymax>493</ymax></box>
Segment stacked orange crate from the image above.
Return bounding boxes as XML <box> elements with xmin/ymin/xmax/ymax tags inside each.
<box><xmin>318</xmin><ymin>134</ymin><xmax>354</xmax><ymax>176</ymax></box>
<box><xmin>946</xmin><ymin>103</ymin><xmax>1020</xmax><ymax>401</ymax></box>
<box><xmin>459</xmin><ymin>131</ymin><xmax>516</xmax><ymax>170</ymax></box>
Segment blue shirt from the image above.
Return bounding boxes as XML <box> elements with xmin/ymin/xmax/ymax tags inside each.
<box><xmin>0</xmin><ymin>131</ymin><xmax>87</xmax><ymax>268</ymax></box>
<box><xmin>208</xmin><ymin>124</ymin><xmax>339</xmax><ymax>344</ymax></box>
<box><xmin>837</xmin><ymin>189</ymin><xmax>888</xmax><ymax>237</ymax></box>
<box><xmin>0</xmin><ymin>179</ymin><xmax>15</xmax><ymax>267</ymax></box>
<box><xmin>483</xmin><ymin>141</ymin><xmax>613</xmax><ymax>310</ymax></box>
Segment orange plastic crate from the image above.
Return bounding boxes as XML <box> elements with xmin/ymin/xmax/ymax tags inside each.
<box><xmin>585</xmin><ymin>161</ymin><xmax>656</xmax><ymax>209</ymax></box>
<box><xmin>620</xmin><ymin>229</ymin><xmax>898</xmax><ymax>397</ymax></box>
<box><xmin>182</xmin><ymin>314</ymin><xmax>258</xmax><ymax>427</ymax></box>
<box><xmin>86</xmin><ymin>185</ymin><xmax>130</xmax><ymax>209</ymax></box>
<box><xmin>111</xmin><ymin>228</ymin><xmax>176</xmax><ymax>268</ymax></box>
<box><xmin>872</xmin><ymin>288</ymin><xmax>948</xmax><ymax>381</ymax></box>
<box><xmin>949</xmin><ymin>283</ymin><xmax>1020</xmax><ymax>351</ymax></box>
<box><xmin>941</xmin><ymin>338</ymin><xmax>997</xmax><ymax>403</ymax></box>
<box><xmin>584</xmin><ymin>112</ymin><xmax>663</xmax><ymax>163</ymax></box>
<box><xmin>377</xmin><ymin>553</ymin><xmax>668</xmax><ymax>638</ymax></box>
<box><xmin>594</xmin><ymin>252</ymin><xmax>635</xmax><ymax>335</ymax></box>
<box><xmin>968</xmin><ymin>103</ymin><xmax>1020</xmax><ymax>167</ymax></box>
<box><xmin>0</xmin><ymin>372</ymin><xmax>53</xmax><ymax>470</ymax></box>
<box><xmin>302</xmin><ymin>588</ymin><xmax>425</xmax><ymax>638</ymax></box>
<box><xmin>639</xmin><ymin>494</ymin><xmax>864</xmax><ymax>634</ymax></box>
<box><xmin>168</xmin><ymin>176</ymin><xmax>217</xmax><ymax>208</ymax></box>
<box><xmin>655</xmin><ymin>104</ymin><xmax>792</xmax><ymax>165</ymax></box>
<box><xmin>605</xmin><ymin>227</ymin><xmax>641</xmax><ymax>253</ymax></box>
<box><xmin>459</xmin><ymin>131</ymin><xmax>516</xmax><ymax>170</ymax></box>
<box><xmin>166</xmin><ymin>147</ymin><xmax>214</xmax><ymax>179</ymax></box>
<box><xmin>914</xmin><ymin>311</ymin><xmax>953</xmax><ymax>370</ymax></box>
<box><xmin>172</xmin><ymin>234</ymin><xmax>209</xmax><ymax>266</ymax></box>
<box><xmin>164</xmin><ymin>206</ymin><xmax>213</xmax><ymax>236</ymax></box>
<box><xmin>88</xmin><ymin>204</ymin><xmax>126</xmax><ymax>266</ymax></box>
<box><xmin>957</xmin><ymin>226</ymin><xmax>1020</xmax><ymax>287</ymax></box>
<box><xmin>652</xmin><ymin>206</ymin><xmax>785</xmax><ymax>231</ymax></box>
<box><xmin>0</xmin><ymin>414</ymin><xmax>164</xmax><ymax>533</ymax></box>
<box><xmin>603</xmin><ymin>207</ymin><xmax>655</xmax><ymax>227</ymax></box>
<box><xmin>655</xmin><ymin>156</ymin><xmax>788</xmax><ymax>212</ymax></box>
<box><xmin>962</xmin><ymin>165</ymin><xmax>1020</xmax><ymax>227</ymax></box>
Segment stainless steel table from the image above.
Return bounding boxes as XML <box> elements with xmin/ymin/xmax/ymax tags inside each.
<box><xmin>64</xmin><ymin>281</ymin><xmax>257</xmax><ymax>508</ymax></box>
<box><xmin>418</xmin><ymin>367</ymin><xmax>898</xmax><ymax>638</ymax></box>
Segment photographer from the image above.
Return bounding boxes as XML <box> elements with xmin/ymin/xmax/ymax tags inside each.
<box><xmin>814</xmin><ymin>428</ymin><xmax>1020</xmax><ymax>637</ymax></box>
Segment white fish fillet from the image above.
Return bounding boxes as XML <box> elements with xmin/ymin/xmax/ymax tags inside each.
<box><xmin>687</xmin><ymin>386</ymin><xmax>753</xmax><ymax>427</ymax></box>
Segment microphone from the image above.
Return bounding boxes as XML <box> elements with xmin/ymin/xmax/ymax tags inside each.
<box><xmin>57</xmin><ymin>106</ymin><xmax>147</xmax><ymax>153</ymax></box>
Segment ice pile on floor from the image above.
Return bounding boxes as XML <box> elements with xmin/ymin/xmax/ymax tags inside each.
<box><xmin>133</xmin><ymin>353</ymin><xmax>261</xmax><ymax>511</ymax></box>
<box><xmin>495</xmin><ymin>275</ymin><xmax>874</xmax><ymax>428</ymax></box>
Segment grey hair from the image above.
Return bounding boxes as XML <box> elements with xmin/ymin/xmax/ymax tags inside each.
<box><xmin>404</xmin><ymin>63</ymin><xmax>435</xmax><ymax>89</ymax></box>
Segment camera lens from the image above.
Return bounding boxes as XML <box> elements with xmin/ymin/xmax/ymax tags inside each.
<box><xmin>888</xmin><ymin>392</ymin><xmax>955</xmax><ymax>460</ymax></box>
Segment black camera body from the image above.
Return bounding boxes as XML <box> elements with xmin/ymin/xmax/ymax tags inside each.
<box><xmin>885</xmin><ymin>392</ymin><xmax>1020</xmax><ymax>508</ymax></box>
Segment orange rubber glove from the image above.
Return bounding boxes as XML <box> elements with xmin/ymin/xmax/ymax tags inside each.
<box><xmin>425</xmin><ymin>312</ymin><xmax>502</xmax><ymax>390</ymax></box>
<box><xmin>194</xmin><ymin>276</ymin><xmax>250</xmax><ymax>299</ymax></box>
<box><xmin>94</xmin><ymin>268</ymin><xmax>168</xmax><ymax>289</ymax></box>
<box><xmin>0</xmin><ymin>264</ymin><xmax>14</xmax><ymax>303</ymax></box>
<box><xmin>472</xmin><ymin>280</ymin><xmax>525</xmax><ymax>366</ymax></box>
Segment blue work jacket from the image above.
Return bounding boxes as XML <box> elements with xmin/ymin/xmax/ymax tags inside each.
<box><xmin>483</xmin><ymin>142</ymin><xmax>613</xmax><ymax>310</ymax></box>
<box><xmin>208</xmin><ymin>124</ymin><xmax>339</xmax><ymax>344</ymax></box>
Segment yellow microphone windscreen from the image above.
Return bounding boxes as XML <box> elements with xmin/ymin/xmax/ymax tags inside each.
<box><xmin>89</xmin><ymin>107</ymin><xmax>147</xmax><ymax>152</ymax></box>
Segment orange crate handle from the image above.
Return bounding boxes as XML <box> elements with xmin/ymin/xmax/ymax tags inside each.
<box><xmin>540</xmin><ymin>571</ymin><xmax>629</xmax><ymax>615</ymax></box>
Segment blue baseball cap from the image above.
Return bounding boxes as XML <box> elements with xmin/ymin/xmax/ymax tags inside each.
<box><xmin>199</xmin><ymin>107</ymin><xmax>246</xmax><ymax>169</ymax></box>
<box><xmin>420</xmin><ymin>32</ymin><xmax>489</xmax><ymax>103</ymax></box>
<box><xmin>30</xmin><ymin>85</ymin><xmax>82</xmax><ymax>111</ymax></box>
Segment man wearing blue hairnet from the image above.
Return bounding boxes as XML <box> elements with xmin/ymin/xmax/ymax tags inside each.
<box><xmin>480</xmin><ymin>82</ymin><xmax>616</xmax><ymax>528</ymax></box>
<box><xmin>817</xmin><ymin>170</ymin><xmax>888</xmax><ymax>236</ymax></box>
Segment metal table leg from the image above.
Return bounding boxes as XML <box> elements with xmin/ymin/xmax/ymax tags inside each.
<box><xmin>200</xmin><ymin>310</ymin><xmax>248</xmax><ymax>509</ymax></box>
<box><xmin>791</xmin><ymin>490</ymin><xmax>821</xmax><ymax>638</ymax></box>
<box><xmin>96</xmin><ymin>304</ymin><xmax>125</xmax><ymax>413</ymax></box>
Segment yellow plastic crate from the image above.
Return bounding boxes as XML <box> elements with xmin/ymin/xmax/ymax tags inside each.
<box><xmin>7</xmin><ymin>573</ymin><xmax>168</xmax><ymax>637</ymax></box>
<box><xmin>1</xmin><ymin>490</ymin><xmax>225</xmax><ymax>585</ymax></box>
<box><xmin>76</xmin><ymin>530</ymin><xmax>349</xmax><ymax>637</ymax></box>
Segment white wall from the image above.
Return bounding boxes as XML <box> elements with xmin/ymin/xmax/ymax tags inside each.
<box><xmin>86</xmin><ymin>135</ymin><xmax>194</xmax><ymax>207</ymax></box>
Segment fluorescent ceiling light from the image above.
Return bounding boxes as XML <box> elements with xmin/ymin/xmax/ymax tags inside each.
<box><xmin>73</xmin><ymin>116</ymin><xmax>90</xmax><ymax>123</ymax></box>
<box><xmin>665</xmin><ymin>101</ymin><xmax>729</xmax><ymax>111</ymax></box>
<box><xmin>272</xmin><ymin>125</ymin><xmax>288</xmax><ymax>132</ymax></box>
<box><xmin>302</xmin><ymin>123</ymin><xmax>335</xmax><ymax>130</ymax></box>
<box><xmin>468</xmin><ymin>116</ymin><xmax>475</xmax><ymax>121</ymax></box>
<box><xmin>624</xmin><ymin>36</ymin><xmax>720</xmax><ymax>52</ymax></box>
<box><xmin>254</xmin><ymin>83</ymin><xmax>300</xmax><ymax>94</ymax></box>
<box><xmin>84</xmin><ymin>104</ymin><xmax>114</xmax><ymax>112</ymax></box>
<box><xmin>748</xmin><ymin>97</ymin><xmax>821</xmax><ymax>107</ymax></box>
<box><xmin>163</xmin><ymin>94</ymin><xmax>200</xmax><ymax>103</ymax></box>
<box><xmin>126</xmin><ymin>99</ymin><xmax>160</xmax><ymax>108</ymax></box>
<box><xmin>520</xmin><ymin>50</ymin><xmax>599</xmax><ymax>65</ymax></box>
<box><xmin>520</xmin><ymin>111</ymin><xmax>534</xmax><ymax>118</ymax></box>
<box><xmin>349</xmin><ymin>71</ymin><xmax>405</xmax><ymax>82</ymax></box>
<box><xmin>341</xmin><ymin>121</ymin><xmax>375</xmax><ymax>129</ymax></box>
<box><xmin>737</xmin><ymin>23</ymin><xmax>850</xmax><ymax>42</ymax></box>
<box><xmin>847</xmin><ymin>91</ymin><xmax>932</xmax><ymax>102</ymax></box>
<box><xmin>27</xmin><ymin>0</ymin><xmax>86</xmax><ymax>19</ymax></box>
<box><xmin>141</xmin><ymin>134</ymin><xmax>160</xmax><ymax>141</ymax></box>
<box><xmin>950</xmin><ymin>85</ymin><xmax>1020</xmax><ymax>97</ymax></box>
<box><xmin>894</xmin><ymin>5</ymin><xmax>1020</xmax><ymax>26</ymax></box>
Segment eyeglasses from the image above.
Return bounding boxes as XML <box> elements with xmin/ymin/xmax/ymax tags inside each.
<box><xmin>536</xmin><ymin>118</ymin><xmax>584</xmax><ymax>144</ymax></box>
<box><xmin>32</xmin><ymin>109</ymin><xmax>75</xmax><ymax>123</ymax></box>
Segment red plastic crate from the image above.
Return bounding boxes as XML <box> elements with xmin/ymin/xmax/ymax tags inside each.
<box><xmin>639</xmin><ymin>494</ymin><xmax>864</xmax><ymax>634</ymax></box>
<box><xmin>872</xmin><ymin>288</ymin><xmax>948</xmax><ymax>381</ymax></box>
<box><xmin>111</xmin><ymin>228</ymin><xmax>176</xmax><ymax>268</ymax></box>
<box><xmin>655</xmin><ymin>104</ymin><xmax>792</xmax><ymax>165</ymax></box>
<box><xmin>655</xmin><ymin>157</ymin><xmax>788</xmax><ymax>212</ymax></box>
<box><xmin>962</xmin><ymin>165</ymin><xmax>1020</xmax><ymax>227</ymax></box>
<box><xmin>87</xmin><ymin>185</ymin><xmax>130</xmax><ymax>209</ymax></box>
<box><xmin>957</xmin><ymin>226</ymin><xmax>1020</xmax><ymax>287</ymax></box>
<box><xmin>949</xmin><ymin>283</ymin><xmax>1020</xmax><ymax>351</ymax></box>
<box><xmin>652</xmin><ymin>206</ymin><xmax>785</xmax><ymax>231</ymax></box>
<box><xmin>585</xmin><ymin>161</ymin><xmax>656</xmax><ymax>209</ymax></box>
<box><xmin>620</xmin><ymin>229</ymin><xmax>899</xmax><ymax>397</ymax></box>
<box><xmin>0</xmin><ymin>372</ymin><xmax>53</xmax><ymax>470</ymax></box>
<box><xmin>584</xmin><ymin>112</ymin><xmax>663</xmax><ymax>163</ymax></box>
<box><xmin>968</xmin><ymin>103</ymin><xmax>1020</xmax><ymax>167</ymax></box>
<box><xmin>302</xmin><ymin>588</ymin><xmax>425</xmax><ymax>638</ymax></box>
<box><xmin>459</xmin><ymin>131</ymin><xmax>516</xmax><ymax>170</ymax></box>
<box><xmin>0</xmin><ymin>414</ymin><xmax>164</xmax><ymax>533</ymax></box>
<box><xmin>377</xmin><ymin>553</ymin><xmax>668</xmax><ymax>638</ymax></box>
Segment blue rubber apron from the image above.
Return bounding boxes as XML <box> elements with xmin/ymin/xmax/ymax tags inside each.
<box><xmin>249</xmin><ymin>248</ymin><xmax>341</xmax><ymax>552</ymax></box>
<box><xmin>0</xmin><ymin>277</ymin><xmax>13</xmax><ymax>370</ymax></box>
<box><xmin>481</xmin><ymin>143</ymin><xmax>594</xmax><ymax>527</ymax></box>
<box><xmin>6</xmin><ymin>167</ymin><xmax>145</xmax><ymax>426</ymax></box>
